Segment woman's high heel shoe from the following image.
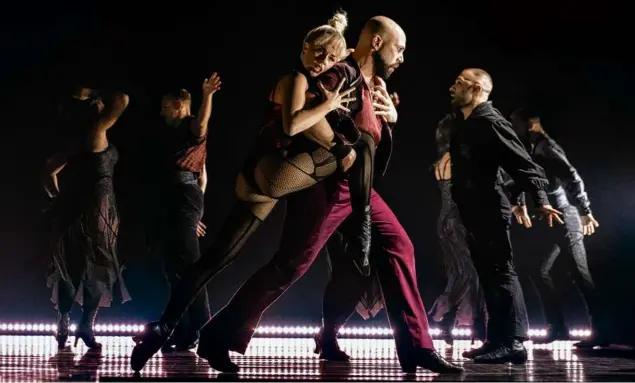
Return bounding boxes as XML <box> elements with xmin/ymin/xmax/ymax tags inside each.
<box><xmin>55</xmin><ymin>312</ymin><xmax>70</xmax><ymax>349</ymax></box>
<box><xmin>75</xmin><ymin>307</ymin><xmax>102</xmax><ymax>349</ymax></box>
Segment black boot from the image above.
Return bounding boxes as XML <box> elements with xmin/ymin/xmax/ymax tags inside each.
<box><xmin>55</xmin><ymin>312</ymin><xmax>70</xmax><ymax>349</ymax></box>
<box><xmin>347</xmin><ymin>131</ymin><xmax>375</xmax><ymax>277</ymax></box>
<box><xmin>75</xmin><ymin>307</ymin><xmax>102</xmax><ymax>349</ymax></box>
<box><xmin>313</xmin><ymin>330</ymin><xmax>350</xmax><ymax>361</ymax></box>
<box><xmin>473</xmin><ymin>339</ymin><xmax>527</xmax><ymax>364</ymax></box>
<box><xmin>401</xmin><ymin>348</ymin><xmax>464</xmax><ymax>374</ymax></box>
<box><xmin>130</xmin><ymin>321</ymin><xmax>172</xmax><ymax>372</ymax></box>
<box><xmin>196</xmin><ymin>331</ymin><xmax>239</xmax><ymax>373</ymax></box>
<box><xmin>347</xmin><ymin>206</ymin><xmax>372</xmax><ymax>276</ymax></box>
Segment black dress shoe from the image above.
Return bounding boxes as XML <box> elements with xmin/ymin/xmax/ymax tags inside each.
<box><xmin>574</xmin><ymin>337</ymin><xmax>610</xmax><ymax>349</ymax></box>
<box><xmin>313</xmin><ymin>333</ymin><xmax>350</xmax><ymax>361</ymax></box>
<box><xmin>130</xmin><ymin>322</ymin><xmax>171</xmax><ymax>372</ymax></box>
<box><xmin>473</xmin><ymin>339</ymin><xmax>527</xmax><ymax>365</ymax></box>
<box><xmin>402</xmin><ymin>349</ymin><xmax>464</xmax><ymax>374</ymax></box>
<box><xmin>462</xmin><ymin>340</ymin><xmax>496</xmax><ymax>359</ymax></box>
<box><xmin>197</xmin><ymin>339</ymin><xmax>239</xmax><ymax>373</ymax></box>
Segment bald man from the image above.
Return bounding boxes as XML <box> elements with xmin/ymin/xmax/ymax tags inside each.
<box><xmin>447</xmin><ymin>69</ymin><xmax>562</xmax><ymax>364</ymax></box>
<box><xmin>194</xmin><ymin>17</ymin><xmax>463</xmax><ymax>374</ymax></box>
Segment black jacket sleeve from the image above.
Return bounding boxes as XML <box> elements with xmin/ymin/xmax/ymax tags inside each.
<box><xmin>498</xmin><ymin>168</ymin><xmax>526</xmax><ymax>206</ymax></box>
<box><xmin>490</xmin><ymin>120</ymin><xmax>550</xmax><ymax>206</ymax></box>
<box><xmin>535</xmin><ymin>139</ymin><xmax>592</xmax><ymax>215</ymax></box>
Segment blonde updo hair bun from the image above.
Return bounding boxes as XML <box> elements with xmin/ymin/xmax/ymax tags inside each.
<box><xmin>328</xmin><ymin>10</ymin><xmax>348</xmax><ymax>34</ymax></box>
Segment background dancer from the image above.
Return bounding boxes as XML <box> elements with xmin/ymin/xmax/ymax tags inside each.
<box><xmin>510</xmin><ymin>107</ymin><xmax>606</xmax><ymax>348</ymax></box>
<box><xmin>43</xmin><ymin>87</ymin><xmax>130</xmax><ymax>349</ymax></box>
<box><xmin>148</xmin><ymin>77</ymin><xmax>220</xmax><ymax>352</ymax></box>
<box><xmin>427</xmin><ymin>113</ymin><xmax>486</xmax><ymax>343</ymax></box>
<box><xmin>448</xmin><ymin>68</ymin><xmax>562</xmax><ymax>364</ymax></box>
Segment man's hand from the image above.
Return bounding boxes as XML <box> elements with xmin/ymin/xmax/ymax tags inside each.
<box><xmin>539</xmin><ymin>205</ymin><xmax>564</xmax><ymax>227</ymax></box>
<box><xmin>581</xmin><ymin>214</ymin><xmax>599</xmax><ymax>236</ymax></box>
<box><xmin>390</xmin><ymin>92</ymin><xmax>400</xmax><ymax>108</ymax></box>
<box><xmin>202</xmin><ymin>73</ymin><xmax>222</xmax><ymax>96</ymax></box>
<box><xmin>372</xmin><ymin>85</ymin><xmax>398</xmax><ymax>123</ymax></box>
<box><xmin>512</xmin><ymin>205</ymin><xmax>532</xmax><ymax>228</ymax></box>
<box><xmin>196</xmin><ymin>221</ymin><xmax>207</xmax><ymax>237</ymax></box>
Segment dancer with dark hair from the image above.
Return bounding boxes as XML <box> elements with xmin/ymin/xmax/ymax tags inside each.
<box><xmin>148</xmin><ymin>77</ymin><xmax>221</xmax><ymax>352</ymax></box>
<box><xmin>130</xmin><ymin>11</ymin><xmax>371</xmax><ymax>371</ymax></box>
<box><xmin>427</xmin><ymin>113</ymin><xmax>487</xmax><ymax>343</ymax></box>
<box><xmin>447</xmin><ymin>68</ymin><xmax>563</xmax><ymax>364</ymax></box>
<box><xmin>43</xmin><ymin>87</ymin><xmax>130</xmax><ymax>349</ymax></box>
<box><xmin>510</xmin><ymin>108</ymin><xmax>606</xmax><ymax>348</ymax></box>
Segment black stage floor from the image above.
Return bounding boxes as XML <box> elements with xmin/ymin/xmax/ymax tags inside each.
<box><xmin>1</xmin><ymin>336</ymin><xmax>634</xmax><ymax>381</ymax></box>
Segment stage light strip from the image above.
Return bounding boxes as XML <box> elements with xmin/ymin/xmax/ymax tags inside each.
<box><xmin>0</xmin><ymin>322</ymin><xmax>592</xmax><ymax>338</ymax></box>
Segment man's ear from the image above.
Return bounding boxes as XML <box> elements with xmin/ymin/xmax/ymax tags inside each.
<box><xmin>371</xmin><ymin>34</ymin><xmax>383</xmax><ymax>51</ymax></box>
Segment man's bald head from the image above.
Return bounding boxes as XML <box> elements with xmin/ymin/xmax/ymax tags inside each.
<box><xmin>361</xmin><ymin>16</ymin><xmax>405</xmax><ymax>41</ymax></box>
<box><xmin>463</xmin><ymin>68</ymin><xmax>493</xmax><ymax>96</ymax></box>
<box><xmin>356</xmin><ymin>16</ymin><xmax>406</xmax><ymax>79</ymax></box>
<box><xmin>449</xmin><ymin>68</ymin><xmax>494</xmax><ymax>108</ymax></box>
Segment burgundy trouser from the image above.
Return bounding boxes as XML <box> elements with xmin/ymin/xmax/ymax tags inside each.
<box><xmin>200</xmin><ymin>178</ymin><xmax>434</xmax><ymax>357</ymax></box>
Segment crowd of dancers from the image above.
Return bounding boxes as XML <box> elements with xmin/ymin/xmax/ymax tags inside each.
<box><xmin>42</xmin><ymin>12</ymin><xmax>606</xmax><ymax>375</ymax></box>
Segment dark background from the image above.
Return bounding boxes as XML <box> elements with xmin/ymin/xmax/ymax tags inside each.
<box><xmin>1</xmin><ymin>1</ymin><xmax>633</xmax><ymax>342</ymax></box>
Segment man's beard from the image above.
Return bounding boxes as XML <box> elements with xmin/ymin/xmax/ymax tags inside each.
<box><xmin>372</xmin><ymin>51</ymin><xmax>392</xmax><ymax>80</ymax></box>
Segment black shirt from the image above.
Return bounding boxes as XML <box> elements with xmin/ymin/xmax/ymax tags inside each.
<box><xmin>449</xmin><ymin>101</ymin><xmax>549</xmax><ymax>209</ymax></box>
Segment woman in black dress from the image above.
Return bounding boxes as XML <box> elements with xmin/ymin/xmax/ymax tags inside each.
<box><xmin>428</xmin><ymin>114</ymin><xmax>486</xmax><ymax>342</ymax></box>
<box><xmin>43</xmin><ymin>87</ymin><xmax>131</xmax><ymax>349</ymax></box>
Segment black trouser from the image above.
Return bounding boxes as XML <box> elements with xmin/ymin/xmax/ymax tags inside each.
<box><xmin>532</xmin><ymin>204</ymin><xmax>599</xmax><ymax>332</ymax></box>
<box><xmin>457</xmin><ymin>191</ymin><xmax>529</xmax><ymax>344</ymax></box>
<box><xmin>163</xmin><ymin>172</ymin><xmax>211</xmax><ymax>341</ymax></box>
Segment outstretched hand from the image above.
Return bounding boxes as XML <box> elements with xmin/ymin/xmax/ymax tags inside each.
<box><xmin>202</xmin><ymin>73</ymin><xmax>221</xmax><ymax>95</ymax></box>
<box><xmin>372</xmin><ymin>85</ymin><xmax>398</xmax><ymax>123</ymax></box>
<box><xmin>538</xmin><ymin>205</ymin><xmax>564</xmax><ymax>227</ymax></box>
<box><xmin>512</xmin><ymin>205</ymin><xmax>532</xmax><ymax>228</ymax></box>
<box><xmin>317</xmin><ymin>78</ymin><xmax>357</xmax><ymax>113</ymax></box>
<box><xmin>581</xmin><ymin>214</ymin><xmax>599</xmax><ymax>236</ymax></box>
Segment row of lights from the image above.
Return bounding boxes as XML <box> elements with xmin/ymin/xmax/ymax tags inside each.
<box><xmin>0</xmin><ymin>322</ymin><xmax>592</xmax><ymax>338</ymax></box>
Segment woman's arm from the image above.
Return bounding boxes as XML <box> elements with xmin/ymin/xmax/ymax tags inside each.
<box><xmin>42</xmin><ymin>153</ymin><xmax>68</xmax><ymax>199</ymax></box>
<box><xmin>278</xmin><ymin>73</ymin><xmax>355</xmax><ymax>137</ymax></box>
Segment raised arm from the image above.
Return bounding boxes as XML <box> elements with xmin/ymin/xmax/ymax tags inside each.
<box><xmin>190</xmin><ymin>73</ymin><xmax>221</xmax><ymax>138</ymax></box>
<box><xmin>42</xmin><ymin>153</ymin><xmax>68</xmax><ymax>199</ymax></box>
<box><xmin>92</xmin><ymin>91</ymin><xmax>130</xmax><ymax>133</ymax></box>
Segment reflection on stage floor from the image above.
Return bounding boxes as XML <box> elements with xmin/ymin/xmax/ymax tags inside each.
<box><xmin>1</xmin><ymin>336</ymin><xmax>633</xmax><ymax>381</ymax></box>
